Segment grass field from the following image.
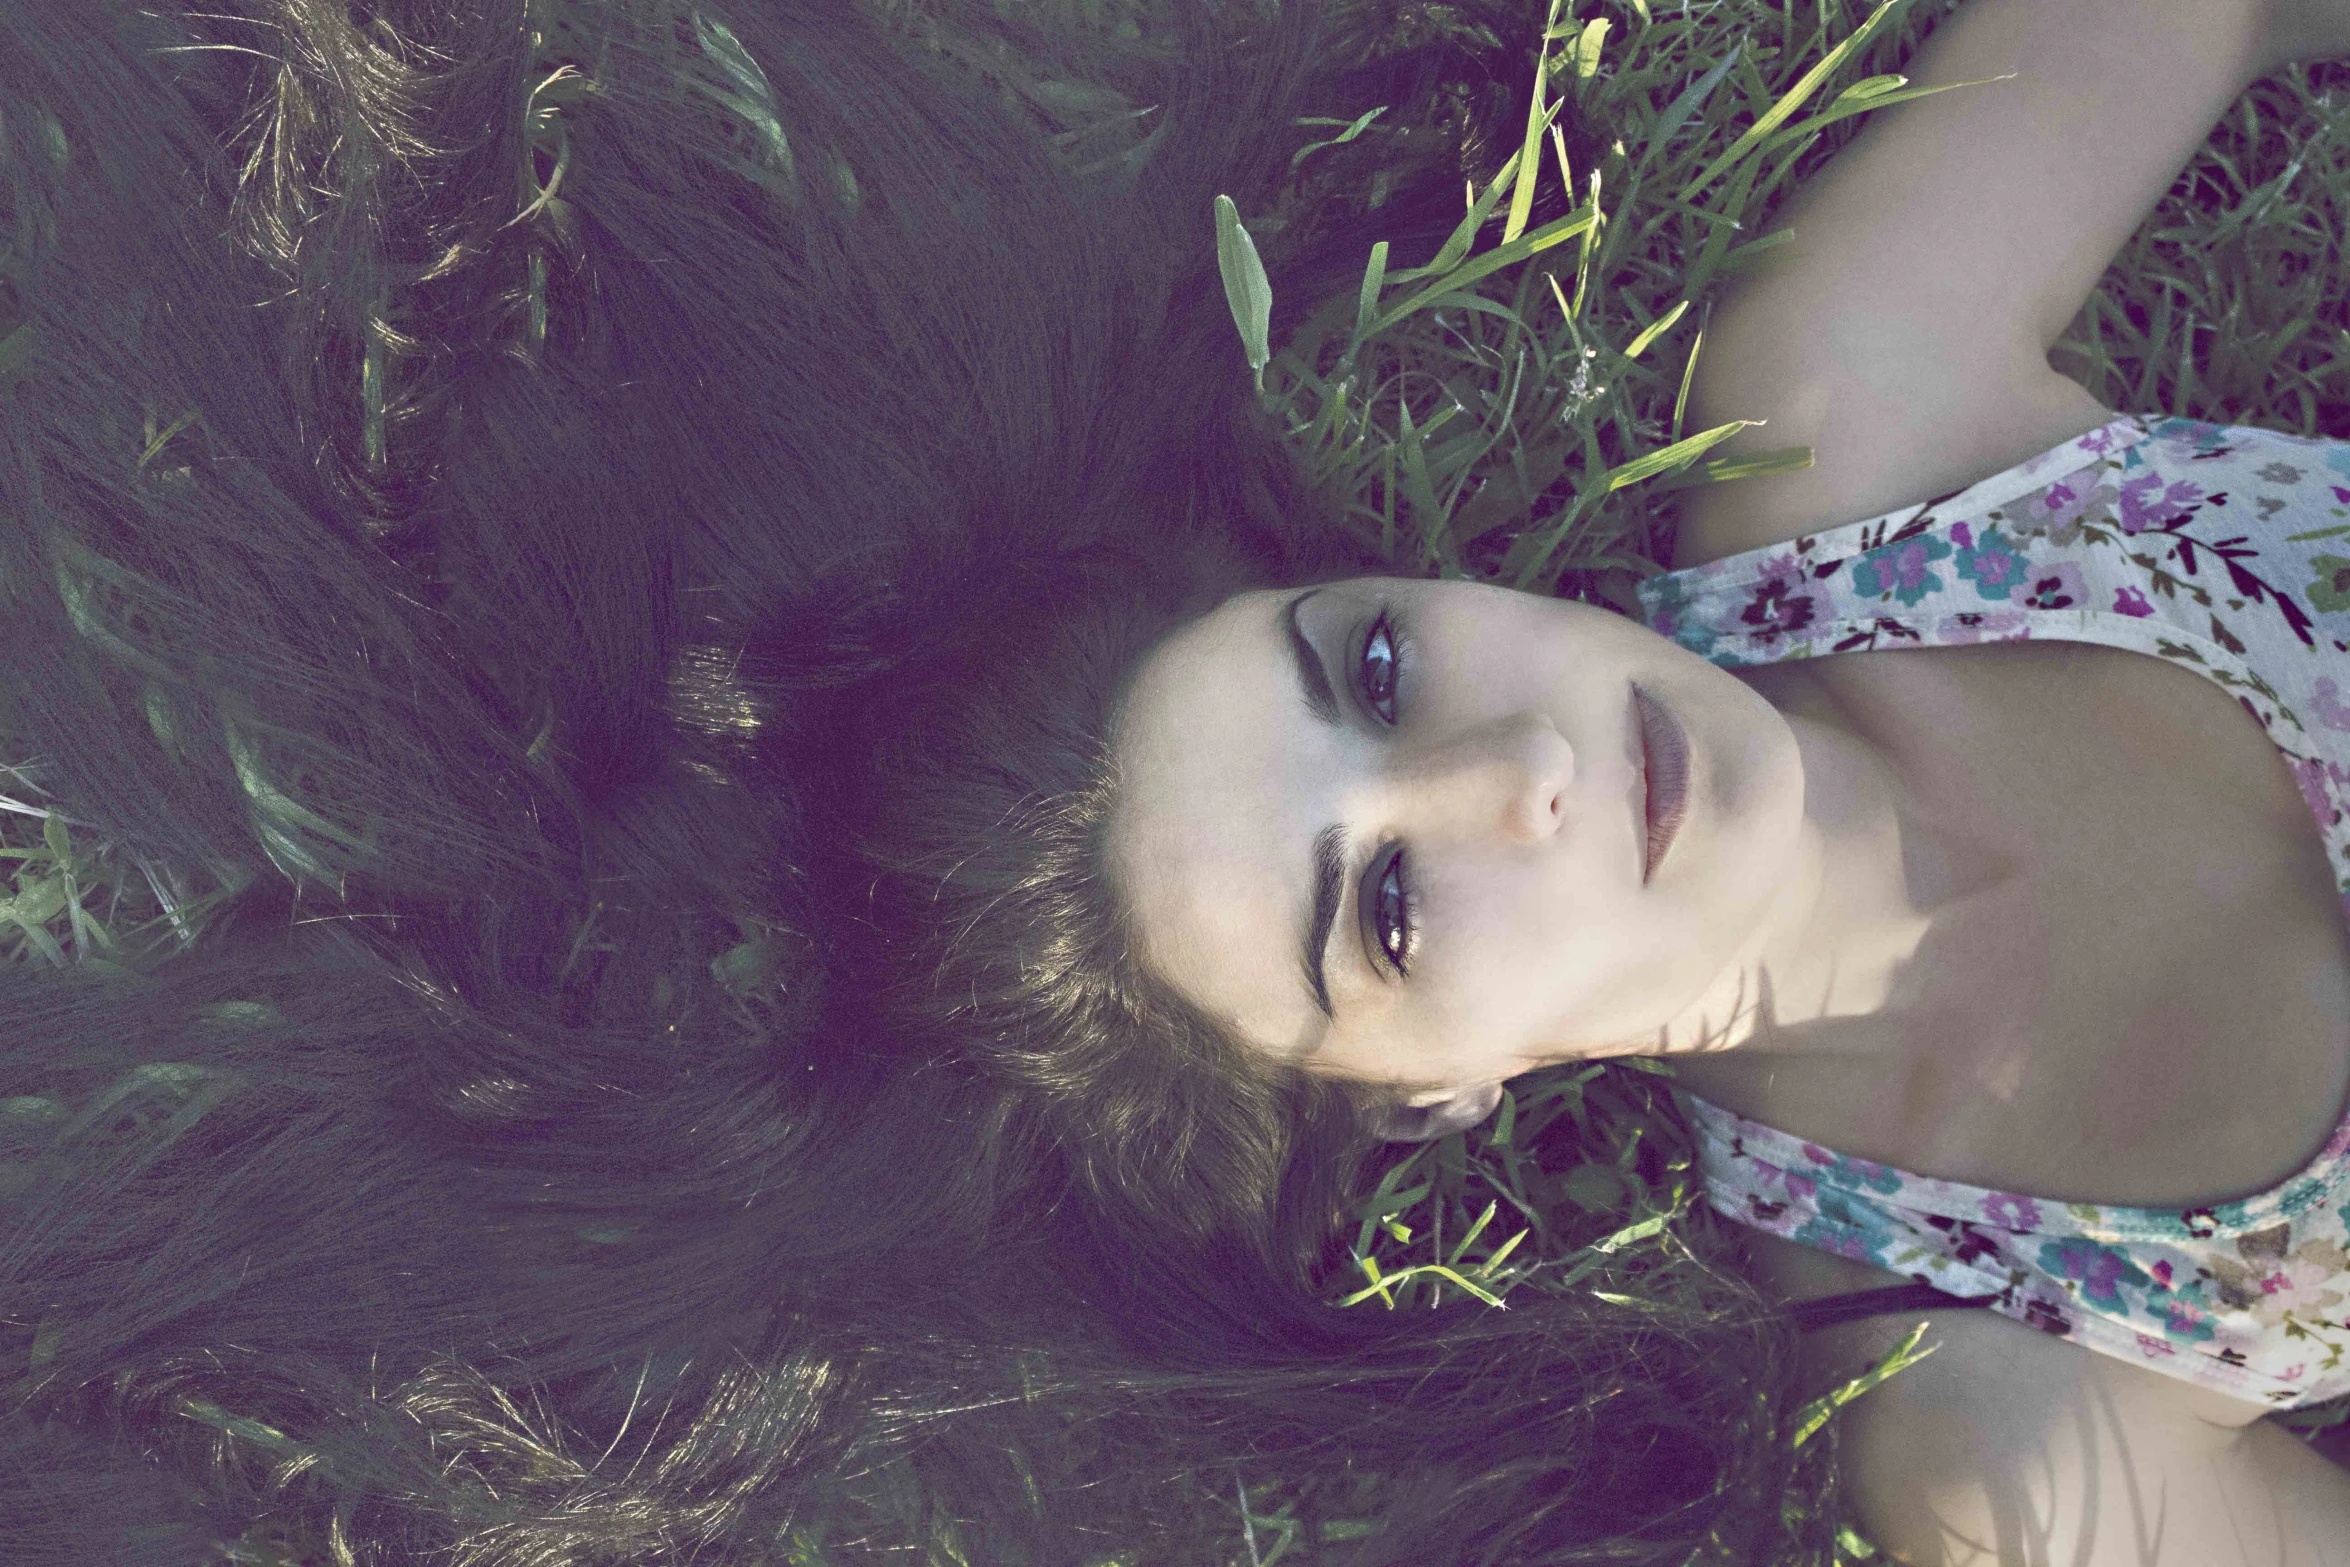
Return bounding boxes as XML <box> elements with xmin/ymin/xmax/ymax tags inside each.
<box><xmin>7</xmin><ymin>0</ymin><xmax>2350</xmax><ymax>1559</ymax></box>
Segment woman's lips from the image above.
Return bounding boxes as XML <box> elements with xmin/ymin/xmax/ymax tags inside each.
<box><xmin>1633</xmin><ymin>685</ymin><xmax>1689</xmax><ymax>884</ymax></box>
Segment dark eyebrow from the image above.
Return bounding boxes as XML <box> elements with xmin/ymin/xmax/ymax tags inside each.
<box><xmin>1284</xmin><ymin>589</ymin><xmax>1349</xmax><ymax>1021</ymax></box>
<box><xmin>1283</xmin><ymin>588</ymin><xmax>1339</xmax><ymax>726</ymax></box>
<box><xmin>1302</xmin><ymin>823</ymin><xmax>1346</xmax><ymax>1021</ymax></box>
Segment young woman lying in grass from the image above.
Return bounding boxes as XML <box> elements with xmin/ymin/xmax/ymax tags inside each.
<box><xmin>5</xmin><ymin>0</ymin><xmax>2350</xmax><ymax>1562</ymax></box>
<box><xmin>0</xmin><ymin>2</ymin><xmax>1835</xmax><ymax>1561</ymax></box>
<box><xmin>813</xmin><ymin>0</ymin><xmax>2350</xmax><ymax>1559</ymax></box>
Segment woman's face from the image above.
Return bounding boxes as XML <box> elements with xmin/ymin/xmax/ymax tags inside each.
<box><xmin>1106</xmin><ymin>576</ymin><xmax>1808</xmax><ymax>1091</ymax></box>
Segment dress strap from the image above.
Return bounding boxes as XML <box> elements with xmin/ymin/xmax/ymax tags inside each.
<box><xmin>1788</xmin><ymin>1282</ymin><xmax>2000</xmax><ymax>1334</ymax></box>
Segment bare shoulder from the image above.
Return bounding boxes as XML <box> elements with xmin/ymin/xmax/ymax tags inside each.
<box><xmin>1735</xmin><ymin>1227</ymin><xmax>2350</xmax><ymax>1565</ymax></box>
<box><xmin>1669</xmin><ymin>0</ymin><xmax>2276</xmax><ymax>570</ymax></box>
<box><xmin>1740</xmin><ymin>1226</ymin><xmax>2270</xmax><ymax>1432</ymax></box>
<box><xmin>1670</xmin><ymin>376</ymin><xmax>2113</xmax><ymax>571</ymax></box>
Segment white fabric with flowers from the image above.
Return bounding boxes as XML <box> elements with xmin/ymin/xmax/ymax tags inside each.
<box><xmin>1635</xmin><ymin>413</ymin><xmax>2350</xmax><ymax>1408</ymax></box>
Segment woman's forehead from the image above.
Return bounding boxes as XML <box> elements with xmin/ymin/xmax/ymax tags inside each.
<box><xmin>1108</xmin><ymin>587</ymin><xmax>1326</xmax><ymax>1053</ymax></box>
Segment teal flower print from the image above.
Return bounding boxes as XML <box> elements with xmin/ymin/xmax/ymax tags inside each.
<box><xmin>1800</xmin><ymin>1142</ymin><xmax>1906</xmax><ymax>1196</ymax></box>
<box><xmin>1953</xmin><ymin>524</ymin><xmax>2033</xmax><ymax>600</ymax></box>
<box><xmin>1849</xmin><ymin>534</ymin><xmax>1953</xmax><ymax>607</ymax></box>
<box><xmin>1640</xmin><ymin>571</ymin><xmax>1722</xmax><ymax>658</ymax></box>
<box><xmin>2309</xmin><ymin>554</ymin><xmax>2350</xmax><ymax>613</ymax></box>
<box><xmin>2038</xmin><ymin>1235</ymin><xmax>2153</xmax><ymax>1312</ymax></box>
<box><xmin>1790</xmin><ymin>1216</ymin><xmax>1879</xmax><ymax>1264</ymax></box>
<box><xmin>2162</xmin><ymin>1299</ymin><xmax>2218</xmax><ymax>1344</ymax></box>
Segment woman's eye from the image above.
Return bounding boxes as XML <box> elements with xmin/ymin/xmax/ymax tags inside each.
<box><xmin>1359</xmin><ymin>613</ymin><xmax>1399</xmax><ymax>724</ymax></box>
<box><xmin>1373</xmin><ymin>848</ymin><xmax>1413</xmax><ymax>976</ymax></box>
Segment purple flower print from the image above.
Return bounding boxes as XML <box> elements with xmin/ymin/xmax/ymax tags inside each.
<box><xmin>1736</xmin><ymin>556</ymin><xmax>1819</xmax><ymax>642</ymax></box>
<box><xmin>2116</xmin><ymin>472</ymin><xmax>2206</xmax><ymax>535</ymax></box>
<box><xmin>1849</xmin><ymin>534</ymin><xmax>1953</xmax><ymax>606</ymax></box>
<box><xmin>1954</xmin><ymin>525</ymin><xmax>2032</xmax><ymax>600</ymax></box>
<box><xmin>2310</xmin><ymin>677</ymin><xmax>2350</xmax><ymax>733</ymax></box>
<box><xmin>1784</xmin><ymin>1172</ymin><xmax>1818</xmax><ymax>1203</ymax></box>
<box><xmin>2112</xmin><ymin>585</ymin><xmax>2155</xmax><ymax>617</ymax></box>
<box><xmin>1981</xmin><ymin>1192</ymin><xmax>2043</xmax><ymax>1231</ymax></box>
<box><xmin>2162</xmin><ymin>1299</ymin><xmax>2218</xmax><ymax>1343</ymax></box>
<box><xmin>2038</xmin><ymin>1235</ymin><xmax>2152</xmax><ymax>1311</ymax></box>
<box><xmin>2149</xmin><ymin>1259</ymin><xmax>2174</xmax><ymax>1290</ymax></box>
<box><xmin>2133</xmin><ymin>1333</ymin><xmax>2178</xmax><ymax>1358</ymax></box>
<box><xmin>1934</xmin><ymin>610</ymin><xmax>2030</xmax><ymax>645</ymax></box>
<box><xmin>2018</xmin><ymin>469</ymin><xmax>2121</xmax><ymax>544</ymax></box>
<box><xmin>2290</xmin><ymin>755</ymin><xmax>2340</xmax><ymax>829</ymax></box>
<box><xmin>2075</xmin><ymin>425</ymin><xmax>2123</xmax><ymax>456</ymax></box>
<box><xmin>2022</xmin><ymin>561</ymin><xmax>2085</xmax><ymax>611</ymax></box>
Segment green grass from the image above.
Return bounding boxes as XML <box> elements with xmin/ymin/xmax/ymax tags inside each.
<box><xmin>9</xmin><ymin>0</ymin><xmax>2350</xmax><ymax>1560</ymax></box>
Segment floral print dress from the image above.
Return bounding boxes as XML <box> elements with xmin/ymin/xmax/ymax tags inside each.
<box><xmin>1635</xmin><ymin>414</ymin><xmax>2350</xmax><ymax>1408</ymax></box>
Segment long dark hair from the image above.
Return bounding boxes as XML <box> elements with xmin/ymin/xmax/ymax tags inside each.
<box><xmin>0</xmin><ymin>1</ymin><xmax>1833</xmax><ymax>1560</ymax></box>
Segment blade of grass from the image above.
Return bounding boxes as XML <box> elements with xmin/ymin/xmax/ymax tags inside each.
<box><xmin>1602</xmin><ymin>418</ymin><xmax>1758</xmax><ymax>491</ymax></box>
<box><xmin>1503</xmin><ymin>0</ymin><xmax>1568</xmax><ymax>245</ymax></box>
<box><xmin>1363</xmin><ymin>204</ymin><xmax>1596</xmax><ymax>339</ymax></box>
<box><xmin>1792</xmin><ymin>1320</ymin><xmax>1941</xmax><ymax>1446</ymax></box>
<box><xmin>1757</xmin><ymin>74</ymin><xmax>2013</xmax><ymax>158</ymax></box>
<box><xmin>1214</xmin><ymin>195</ymin><xmax>1274</xmax><ymax>393</ymax></box>
<box><xmin>1677</xmin><ymin>0</ymin><xmax>1912</xmax><ymax>203</ymax></box>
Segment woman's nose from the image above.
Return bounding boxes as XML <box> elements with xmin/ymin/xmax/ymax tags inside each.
<box><xmin>1398</xmin><ymin>713</ymin><xmax>1574</xmax><ymax>845</ymax></box>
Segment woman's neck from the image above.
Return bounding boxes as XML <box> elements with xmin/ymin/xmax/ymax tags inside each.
<box><xmin>1631</xmin><ymin>671</ymin><xmax>2001</xmax><ymax>1080</ymax></box>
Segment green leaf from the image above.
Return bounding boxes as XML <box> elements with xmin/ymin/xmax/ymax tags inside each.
<box><xmin>136</xmin><ymin>409</ymin><xmax>200</xmax><ymax>471</ymax></box>
<box><xmin>1391</xmin><ymin>145</ymin><xmax>1532</xmax><ymax>286</ymax></box>
<box><xmin>1393</xmin><ymin>393</ymin><xmax>1448</xmax><ymax>543</ymax></box>
<box><xmin>1716</xmin><ymin>228</ymin><xmax>1796</xmax><ymax>275</ymax></box>
<box><xmin>1504</xmin><ymin>0</ymin><xmax>1568</xmax><ymax>246</ymax></box>
<box><xmin>1603</xmin><ymin>418</ymin><xmax>1758</xmax><ymax>491</ymax></box>
<box><xmin>1364</xmin><ymin>204</ymin><xmax>1597</xmax><ymax>339</ymax></box>
<box><xmin>1622</xmin><ymin>298</ymin><xmax>1690</xmax><ymax>360</ymax></box>
<box><xmin>1570</xmin><ymin>17</ymin><xmax>1611</xmax><ymax>82</ymax></box>
<box><xmin>1835</xmin><ymin>73</ymin><xmax>1909</xmax><ymax>103</ymax></box>
<box><xmin>1651</xmin><ymin>444</ymin><xmax>1817</xmax><ymax>491</ymax></box>
<box><xmin>1213</xmin><ymin>195</ymin><xmax>1273</xmax><ymax>393</ymax></box>
<box><xmin>1445</xmin><ymin>1199</ymin><xmax>1500</xmax><ymax>1267</ymax></box>
<box><xmin>1338</xmin><ymin>1263</ymin><xmax>1506</xmax><ymax>1310</ymax></box>
<box><xmin>1757</xmin><ymin>75</ymin><xmax>2013</xmax><ymax>157</ymax></box>
<box><xmin>1793</xmin><ymin>1320</ymin><xmax>1942</xmax><ymax>1447</ymax></box>
<box><xmin>1678</xmin><ymin>0</ymin><xmax>1914</xmax><ymax>201</ymax></box>
<box><xmin>1475</xmin><ymin>1226</ymin><xmax>1529</xmax><ymax>1278</ymax></box>
<box><xmin>1354</xmin><ymin>240</ymin><xmax>1388</xmax><ymax>342</ymax></box>
<box><xmin>1290</xmin><ymin>104</ymin><xmax>1387</xmax><ymax>169</ymax></box>
<box><xmin>1649</xmin><ymin>46</ymin><xmax>1741</xmax><ymax>155</ymax></box>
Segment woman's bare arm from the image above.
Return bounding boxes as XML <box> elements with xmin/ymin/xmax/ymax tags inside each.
<box><xmin>1674</xmin><ymin>0</ymin><xmax>2292</xmax><ymax>569</ymax></box>
<box><xmin>1819</xmin><ymin>1305</ymin><xmax>2350</xmax><ymax>1565</ymax></box>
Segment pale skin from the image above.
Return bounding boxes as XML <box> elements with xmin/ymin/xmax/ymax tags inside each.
<box><xmin>1110</xmin><ymin>0</ymin><xmax>2350</xmax><ymax>1560</ymax></box>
